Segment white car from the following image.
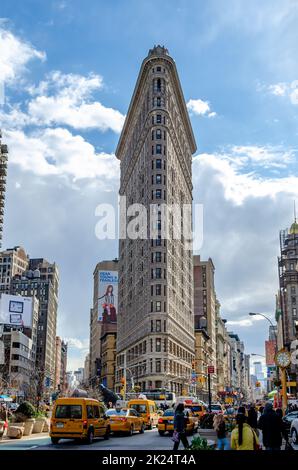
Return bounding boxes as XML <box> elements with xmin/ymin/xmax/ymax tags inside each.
<box><xmin>290</xmin><ymin>418</ymin><xmax>298</xmax><ymax>445</ymax></box>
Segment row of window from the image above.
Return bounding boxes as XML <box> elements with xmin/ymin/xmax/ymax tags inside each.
<box><xmin>152</xmin><ymin>189</ymin><xmax>166</xmax><ymax>200</ymax></box>
<box><xmin>151</xmin><ymin>144</ymin><xmax>166</xmax><ymax>155</ymax></box>
<box><xmin>151</xmin><ymin>268</ymin><xmax>166</xmax><ymax>279</ymax></box>
<box><xmin>152</xmin><ymin>129</ymin><xmax>166</xmax><ymax>140</ymax></box>
<box><xmin>150</xmin><ymin>301</ymin><xmax>166</xmax><ymax>312</ymax></box>
<box><xmin>151</xmin><ymin>174</ymin><xmax>165</xmax><ymax>185</ymax></box>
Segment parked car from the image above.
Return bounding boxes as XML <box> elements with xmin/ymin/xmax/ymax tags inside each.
<box><xmin>50</xmin><ymin>397</ymin><xmax>110</xmax><ymax>444</ymax></box>
<box><xmin>290</xmin><ymin>418</ymin><xmax>298</xmax><ymax>445</ymax></box>
<box><xmin>105</xmin><ymin>408</ymin><xmax>145</xmax><ymax>435</ymax></box>
<box><xmin>282</xmin><ymin>411</ymin><xmax>298</xmax><ymax>434</ymax></box>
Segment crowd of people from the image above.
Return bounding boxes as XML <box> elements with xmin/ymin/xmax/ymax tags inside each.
<box><xmin>172</xmin><ymin>402</ymin><xmax>289</xmax><ymax>451</ymax></box>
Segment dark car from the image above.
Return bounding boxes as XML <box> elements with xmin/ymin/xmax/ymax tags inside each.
<box><xmin>282</xmin><ymin>411</ymin><xmax>298</xmax><ymax>433</ymax></box>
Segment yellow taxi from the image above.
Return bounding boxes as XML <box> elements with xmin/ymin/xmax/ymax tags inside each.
<box><xmin>127</xmin><ymin>399</ymin><xmax>158</xmax><ymax>429</ymax></box>
<box><xmin>105</xmin><ymin>408</ymin><xmax>145</xmax><ymax>435</ymax></box>
<box><xmin>157</xmin><ymin>408</ymin><xmax>199</xmax><ymax>436</ymax></box>
<box><xmin>188</xmin><ymin>403</ymin><xmax>207</xmax><ymax>419</ymax></box>
<box><xmin>50</xmin><ymin>397</ymin><xmax>110</xmax><ymax>444</ymax></box>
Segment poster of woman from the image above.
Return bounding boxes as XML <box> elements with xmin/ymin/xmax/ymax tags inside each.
<box><xmin>98</xmin><ymin>271</ymin><xmax>118</xmax><ymax>323</ymax></box>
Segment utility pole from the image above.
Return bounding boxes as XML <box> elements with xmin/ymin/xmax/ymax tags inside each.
<box><xmin>208</xmin><ymin>373</ymin><xmax>212</xmax><ymax>412</ymax></box>
<box><xmin>207</xmin><ymin>365</ymin><xmax>214</xmax><ymax>412</ymax></box>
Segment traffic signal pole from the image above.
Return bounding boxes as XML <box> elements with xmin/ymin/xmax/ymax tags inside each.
<box><xmin>208</xmin><ymin>373</ymin><xmax>211</xmax><ymax>412</ymax></box>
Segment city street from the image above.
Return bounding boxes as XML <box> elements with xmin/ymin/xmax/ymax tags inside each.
<box><xmin>0</xmin><ymin>428</ymin><xmax>297</xmax><ymax>451</ymax></box>
<box><xmin>0</xmin><ymin>429</ymin><xmax>206</xmax><ymax>451</ymax></box>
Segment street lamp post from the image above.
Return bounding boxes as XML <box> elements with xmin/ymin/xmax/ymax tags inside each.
<box><xmin>248</xmin><ymin>312</ymin><xmax>278</xmax><ymax>367</ymax></box>
<box><xmin>248</xmin><ymin>312</ymin><xmax>287</xmax><ymax>410</ymax></box>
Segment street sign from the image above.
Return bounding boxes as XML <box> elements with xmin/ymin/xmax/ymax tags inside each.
<box><xmin>208</xmin><ymin>366</ymin><xmax>215</xmax><ymax>374</ymax></box>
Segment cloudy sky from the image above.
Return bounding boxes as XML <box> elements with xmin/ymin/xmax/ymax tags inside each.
<box><xmin>1</xmin><ymin>0</ymin><xmax>298</xmax><ymax>372</ymax></box>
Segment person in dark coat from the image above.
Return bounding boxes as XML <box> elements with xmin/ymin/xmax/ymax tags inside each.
<box><xmin>173</xmin><ymin>403</ymin><xmax>189</xmax><ymax>450</ymax></box>
<box><xmin>247</xmin><ymin>404</ymin><xmax>258</xmax><ymax>430</ymax></box>
<box><xmin>258</xmin><ymin>402</ymin><xmax>283</xmax><ymax>450</ymax></box>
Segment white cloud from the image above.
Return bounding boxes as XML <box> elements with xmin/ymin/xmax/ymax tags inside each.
<box><xmin>25</xmin><ymin>71</ymin><xmax>125</xmax><ymax>133</ymax></box>
<box><xmin>226</xmin><ymin>315</ymin><xmax>266</xmax><ymax>328</ymax></box>
<box><xmin>0</xmin><ymin>27</ymin><xmax>45</xmax><ymax>84</ymax></box>
<box><xmin>64</xmin><ymin>338</ymin><xmax>89</xmax><ymax>350</ymax></box>
<box><xmin>193</xmin><ymin>145</ymin><xmax>298</xmax><ymax>205</ymax></box>
<box><xmin>261</xmin><ymin>80</ymin><xmax>298</xmax><ymax>105</ymax></box>
<box><xmin>187</xmin><ymin>98</ymin><xmax>216</xmax><ymax>118</ymax></box>
<box><xmin>268</xmin><ymin>83</ymin><xmax>287</xmax><ymax>96</ymax></box>
<box><xmin>5</xmin><ymin>127</ymin><xmax>120</xmax><ymax>181</ymax></box>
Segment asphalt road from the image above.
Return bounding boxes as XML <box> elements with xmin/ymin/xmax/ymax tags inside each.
<box><xmin>1</xmin><ymin>429</ymin><xmax>296</xmax><ymax>451</ymax></box>
<box><xmin>0</xmin><ymin>429</ymin><xmax>193</xmax><ymax>451</ymax></box>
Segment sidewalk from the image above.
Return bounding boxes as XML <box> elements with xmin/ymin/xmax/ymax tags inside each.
<box><xmin>0</xmin><ymin>432</ymin><xmax>49</xmax><ymax>443</ymax></box>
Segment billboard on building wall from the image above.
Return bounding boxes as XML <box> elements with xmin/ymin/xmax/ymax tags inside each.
<box><xmin>97</xmin><ymin>271</ymin><xmax>118</xmax><ymax>323</ymax></box>
<box><xmin>265</xmin><ymin>340</ymin><xmax>276</xmax><ymax>366</ymax></box>
<box><xmin>0</xmin><ymin>294</ymin><xmax>33</xmax><ymax>328</ymax></box>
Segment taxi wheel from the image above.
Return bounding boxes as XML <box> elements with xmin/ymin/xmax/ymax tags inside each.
<box><xmin>104</xmin><ymin>427</ymin><xmax>110</xmax><ymax>440</ymax></box>
<box><xmin>148</xmin><ymin>421</ymin><xmax>153</xmax><ymax>430</ymax></box>
<box><xmin>292</xmin><ymin>429</ymin><xmax>298</xmax><ymax>445</ymax></box>
<box><xmin>158</xmin><ymin>431</ymin><xmax>165</xmax><ymax>436</ymax></box>
<box><xmin>129</xmin><ymin>425</ymin><xmax>134</xmax><ymax>436</ymax></box>
<box><xmin>139</xmin><ymin>424</ymin><xmax>145</xmax><ymax>434</ymax></box>
<box><xmin>51</xmin><ymin>437</ymin><xmax>59</xmax><ymax>444</ymax></box>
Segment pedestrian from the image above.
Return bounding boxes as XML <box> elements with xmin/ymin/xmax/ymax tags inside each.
<box><xmin>247</xmin><ymin>404</ymin><xmax>258</xmax><ymax>431</ymax></box>
<box><xmin>172</xmin><ymin>403</ymin><xmax>189</xmax><ymax>450</ymax></box>
<box><xmin>237</xmin><ymin>406</ymin><xmax>246</xmax><ymax>417</ymax></box>
<box><xmin>257</xmin><ymin>402</ymin><xmax>283</xmax><ymax>451</ymax></box>
<box><xmin>275</xmin><ymin>408</ymin><xmax>289</xmax><ymax>448</ymax></box>
<box><xmin>231</xmin><ymin>413</ymin><xmax>259</xmax><ymax>450</ymax></box>
<box><xmin>213</xmin><ymin>413</ymin><xmax>229</xmax><ymax>450</ymax></box>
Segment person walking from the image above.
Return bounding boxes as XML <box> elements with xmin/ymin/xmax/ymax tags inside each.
<box><xmin>231</xmin><ymin>413</ymin><xmax>259</xmax><ymax>450</ymax></box>
<box><xmin>247</xmin><ymin>404</ymin><xmax>258</xmax><ymax>431</ymax></box>
<box><xmin>213</xmin><ymin>413</ymin><xmax>229</xmax><ymax>450</ymax></box>
<box><xmin>275</xmin><ymin>408</ymin><xmax>289</xmax><ymax>449</ymax></box>
<box><xmin>258</xmin><ymin>402</ymin><xmax>283</xmax><ymax>451</ymax></box>
<box><xmin>172</xmin><ymin>403</ymin><xmax>189</xmax><ymax>450</ymax></box>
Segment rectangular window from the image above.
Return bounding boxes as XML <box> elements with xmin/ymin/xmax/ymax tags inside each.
<box><xmin>156</xmin><ymin>339</ymin><xmax>161</xmax><ymax>352</ymax></box>
<box><xmin>156</xmin><ymin>189</ymin><xmax>162</xmax><ymax>199</ymax></box>
<box><xmin>156</xmin><ymin>174</ymin><xmax>162</xmax><ymax>184</ymax></box>
<box><xmin>156</xmin><ymin>301</ymin><xmax>161</xmax><ymax>312</ymax></box>
<box><xmin>152</xmin><ymin>268</ymin><xmax>161</xmax><ymax>279</ymax></box>
<box><xmin>156</xmin><ymin>114</ymin><xmax>162</xmax><ymax>123</ymax></box>
<box><xmin>156</xmin><ymin>129</ymin><xmax>162</xmax><ymax>139</ymax></box>
<box><xmin>55</xmin><ymin>405</ymin><xmax>82</xmax><ymax>419</ymax></box>
<box><xmin>156</xmin><ymin>237</ymin><xmax>162</xmax><ymax>246</ymax></box>
<box><xmin>156</xmin><ymin>360</ymin><xmax>161</xmax><ymax>373</ymax></box>
<box><xmin>156</xmin><ymin>320</ymin><xmax>161</xmax><ymax>332</ymax></box>
<box><xmin>155</xmin><ymin>252</ymin><xmax>162</xmax><ymax>262</ymax></box>
<box><xmin>156</xmin><ymin>284</ymin><xmax>161</xmax><ymax>295</ymax></box>
<box><xmin>156</xmin><ymin>159</ymin><xmax>162</xmax><ymax>169</ymax></box>
<box><xmin>156</xmin><ymin>144</ymin><xmax>162</xmax><ymax>154</ymax></box>
<box><xmin>157</xmin><ymin>97</ymin><xmax>161</xmax><ymax>107</ymax></box>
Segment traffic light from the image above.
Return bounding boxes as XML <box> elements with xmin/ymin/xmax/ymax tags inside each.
<box><xmin>121</xmin><ymin>377</ymin><xmax>126</xmax><ymax>385</ymax></box>
<box><xmin>255</xmin><ymin>381</ymin><xmax>261</xmax><ymax>388</ymax></box>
